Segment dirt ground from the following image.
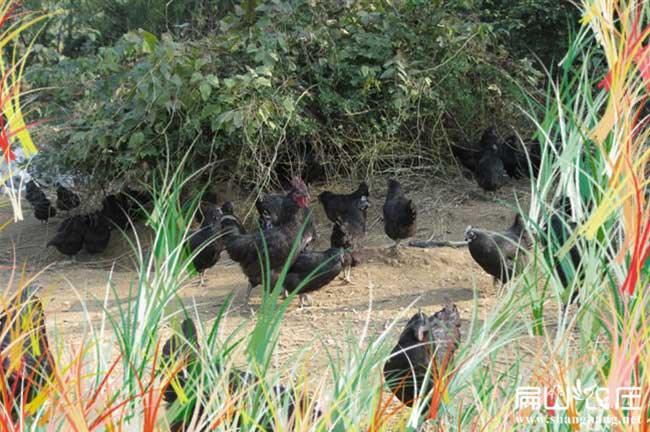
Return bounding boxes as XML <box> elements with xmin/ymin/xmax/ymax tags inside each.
<box><xmin>0</xmin><ymin>174</ymin><xmax>532</xmax><ymax>375</ymax></box>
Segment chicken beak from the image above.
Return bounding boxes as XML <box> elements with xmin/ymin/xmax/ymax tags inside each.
<box><xmin>464</xmin><ymin>226</ymin><xmax>474</xmax><ymax>241</ymax></box>
<box><xmin>417</xmin><ymin>325</ymin><xmax>427</xmax><ymax>342</ymax></box>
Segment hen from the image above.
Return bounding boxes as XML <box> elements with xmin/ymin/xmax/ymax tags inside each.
<box><xmin>100</xmin><ymin>189</ymin><xmax>151</xmax><ymax>231</ymax></box>
<box><xmin>547</xmin><ymin>214</ymin><xmax>581</xmax><ymax>304</ymax></box>
<box><xmin>464</xmin><ymin>214</ymin><xmax>531</xmax><ymax>286</ymax></box>
<box><xmin>256</xmin><ymin>193</ymin><xmax>316</xmax><ymax>246</ymax></box>
<box><xmin>330</xmin><ymin>219</ymin><xmax>365</xmax><ymax>283</ymax></box>
<box><xmin>162</xmin><ymin>317</ymin><xmax>200</xmax><ymax>405</ymax></box>
<box><xmin>383</xmin><ymin>179</ymin><xmax>417</xmax><ymax>253</ymax></box>
<box><xmin>318</xmin><ymin>182</ymin><xmax>369</xmax><ymax>225</ymax></box>
<box><xmin>274</xmin><ymin>139</ymin><xmax>326</xmax><ymax>186</ymax></box>
<box><xmin>330</xmin><ymin>221</ymin><xmax>356</xmax><ymax>280</ymax></box>
<box><xmin>33</xmin><ymin>199</ymin><xmax>57</xmax><ymax>223</ymax></box>
<box><xmin>320</xmin><ymin>182</ymin><xmax>369</xmax><ymax>282</ymax></box>
<box><xmin>55</xmin><ymin>184</ymin><xmax>81</xmax><ymax>211</ymax></box>
<box><xmin>540</xmin><ymin>198</ymin><xmax>583</xmax><ymax>304</ymax></box>
<box><xmin>1</xmin><ymin>286</ymin><xmax>54</xmax><ymax>417</ymax></box>
<box><xmin>283</xmin><ymin>247</ymin><xmax>343</xmax><ymax>307</ymax></box>
<box><xmin>82</xmin><ymin>212</ymin><xmax>112</xmax><ymax>254</ymax></box>
<box><xmin>222</xmin><ymin>178</ymin><xmax>311</xmax><ymax>307</ymax></box>
<box><xmin>450</xmin><ymin>141</ymin><xmax>481</xmax><ymax>175</ymax></box>
<box><xmin>528</xmin><ymin>140</ymin><xmax>542</xmax><ymax>177</ymax></box>
<box><xmin>500</xmin><ymin>135</ymin><xmax>542</xmax><ymax>179</ymax></box>
<box><xmin>47</xmin><ymin>215</ymin><xmax>88</xmax><ymax>259</ymax></box>
<box><xmin>187</xmin><ymin>204</ymin><xmax>225</xmax><ymax>285</ymax></box>
<box><xmin>500</xmin><ymin>135</ymin><xmax>528</xmax><ymax>179</ymax></box>
<box><xmin>25</xmin><ymin>180</ymin><xmax>46</xmax><ymax>205</ymax></box>
<box><xmin>100</xmin><ymin>193</ymin><xmax>131</xmax><ymax>230</ymax></box>
<box><xmin>383</xmin><ymin>304</ymin><xmax>461</xmax><ymax>407</ymax></box>
<box><xmin>25</xmin><ymin>180</ymin><xmax>56</xmax><ymax>222</ymax></box>
<box><xmin>475</xmin><ymin>128</ymin><xmax>506</xmax><ymax>192</ymax></box>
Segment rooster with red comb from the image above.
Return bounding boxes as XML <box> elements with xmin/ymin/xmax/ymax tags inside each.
<box><xmin>220</xmin><ymin>177</ymin><xmax>312</xmax><ymax>311</ymax></box>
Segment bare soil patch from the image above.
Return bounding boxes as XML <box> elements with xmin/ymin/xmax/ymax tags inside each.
<box><xmin>0</xmin><ymin>175</ymin><xmax>532</xmax><ymax>367</ymax></box>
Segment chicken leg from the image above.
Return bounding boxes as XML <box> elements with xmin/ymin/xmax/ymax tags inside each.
<box><xmin>390</xmin><ymin>239</ymin><xmax>402</xmax><ymax>257</ymax></box>
<box><xmin>340</xmin><ymin>265</ymin><xmax>354</xmax><ymax>285</ymax></box>
<box><xmin>241</xmin><ymin>284</ymin><xmax>255</xmax><ymax>314</ymax></box>
<box><xmin>299</xmin><ymin>294</ymin><xmax>312</xmax><ymax>308</ymax></box>
<box><xmin>492</xmin><ymin>277</ymin><xmax>506</xmax><ymax>294</ymax></box>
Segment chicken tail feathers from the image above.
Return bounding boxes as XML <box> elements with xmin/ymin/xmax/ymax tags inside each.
<box><xmin>220</xmin><ymin>214</ymin><xmax>244</xmax><ymax>241</ymax></box>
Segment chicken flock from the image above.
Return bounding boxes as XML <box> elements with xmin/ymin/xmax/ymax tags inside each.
<box><xmin>3</xmin><ymin>126</ymin><xmax>585</xmax><ymax>426</ymax></box>
<box><xmin>452</xmin><ymin>127</ymin><xmax>541</xmax><ymax>192</ymax></box>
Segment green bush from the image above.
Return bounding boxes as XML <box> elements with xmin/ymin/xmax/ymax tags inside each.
<box><xmin>29</xmin><ymin>0</ymin><xmax>543</xmax><ymax>189</ymax></box>
<box><xmin>479</xmin><ymin>0</ymin><xmax>578</xmax><ymax>66</ymax></box>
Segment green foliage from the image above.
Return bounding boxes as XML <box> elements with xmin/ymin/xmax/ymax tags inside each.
<box><xmin>29</xmin><ymin>0</ymin><xmax>542</xmax><ymax>188</ymax></box>
<box><xmin>22</xmin><ymin>0</ymin><xmax>229</xmax><ymax>55</ymax></box>
<box><xmin>479</xmin><ymin>0</ymin><xmax>578</xmax><ymax>66</ymax></box>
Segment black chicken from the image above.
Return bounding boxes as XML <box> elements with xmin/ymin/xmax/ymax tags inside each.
<box><xmin>33</xmin><ymin>199</ymin><xmax>57</xmax><ymax>223</ymax></box>
<box><xmin>540</xmin><ymin>197</ymin><xmax>583</xmax><ymax>304</ymax></box>
<box><xmin>162</xmin><ymin>317</ymin><xmax>200</xmax><ymax>405</ymax></box>
<box><xmin>500</xmin><ymin>135</ymin><xmax>528</xmax><ymax>179</ymax></box>
<box><xmin>100</xmin><ymin>193</ymin><xmax>132</xmax><ymax>230</ymax></box>
<box><xmin>161</xmin><ymin>316</ymin><xmax>321</xmax><ymax>431</ymax></box>
<box><xmin>318</xmin><ymin>182</ymin><xmax>369</xmax><ymax>225</ymax></box>
<box><xmin>383</xmin><ymin>304</ymin><xmax>461</xmax><ymax>407</ymax></box>
<box><xmin>283</xmin><ymin>247</ymin><xmax>344</xmax><ymax>307</ymax></box>
<box><xmin>55</xmin><ymin>184</ymin><xmax>80</xmax><ymax>211</ymax></box>
<box><xmin>25</xmin><ymin>180</ymin><xmax>46</xmax><ymax>204</ymax></box>
<box><xmin>100</xmin><ymin>189</ymin><xmax>151</xmax><ymax>231</ymax></box>
<box><xmin>475</xmin><ymin>128</ymin><xmax>506</xmax><ymax>192</ymax></box>
<box><xmin>464</xmin><ymin>214</ymin><xmax>532</xmax><ymax>286</ymax></box>
<box><xmin>83</xmin><ymin>212</ymin><xmax>112</xmax><ymax>254</ymax></box>
<box><xmin>47</xmin><ymin>215</ymin><xmax>88</xmax><ymax>259</ymax></box>
<box><xmin>547</xmin><ymin>214</ymin><xmax>581</xmax><ymax>303</ymax></box>
<box><xmin>1</xmin><ymin>286</ymin><xmax>54</xmax><ymax>417</ymax></box>
<box><xmin>255</xmin><ymin>193</ymin><xmax>282</xmax><ymax>229</ymax></box>
<box><xmin>330</xmin><ymin>221</ymin><xmax>357</xmax><ymax>282</ymax></box>
<box><xmin>273</xmin><ymin>139</ymin><xmax>326</xmax><ymax>186</ymax></box>
<box><xmin>330</xmin><ymin>219</ymin><xmax>365</xmax><ymax>283</ymax></box>
<box><xmin>500</xmin><ymin>135</ymin><xmax>542</xmax><ymax>179</ymax></box>
<box><xmin>192</xmin><ymin>190</ymin><xmax>219</xmax><ymax>226</ymax></box>
<box><xmin>221</xmin><ymin>178</ymin><xmax>311</xmax><ymax>307</ymax></box>
<box><xmin>383</xmin><ymin>179</ymin><xmax>417</xmax><ymax>254</ymax></box>
<box><xmin>528</xmin><ymin>140</ymin><xmax>542</xmax><ymax>177</ymax></box>
<box><xmin>256</xmin><ymin>193</ymin><xmax>316</xmax><ymax>246</ymax></box>
<box><xmin>220</xmin><ymin>201</ymin><xmax>246</xmax><ymax>234</ymax></box>
<box><xmin>320</xmin><ymin>182</ymin><xmax>369</xmax><ymax>283</ymax></box>
<box><xmin>25</xmin><ymin>180</ymin><xmax>56</xmax><ymax>223</ymax></box>
<box><xmin>161</xmin><ymin>317</ymin><xmax>203</xmax><ymax>431</ymax></box>
<box><xmin>187</xmin><ymin>204</ymin><xmax>225</xmax><ymax>285</ymax></box>
<box><xmin>450</xmin><ymin>141</ymin><xmax>481</xmax><ymax>175</ymax></box>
